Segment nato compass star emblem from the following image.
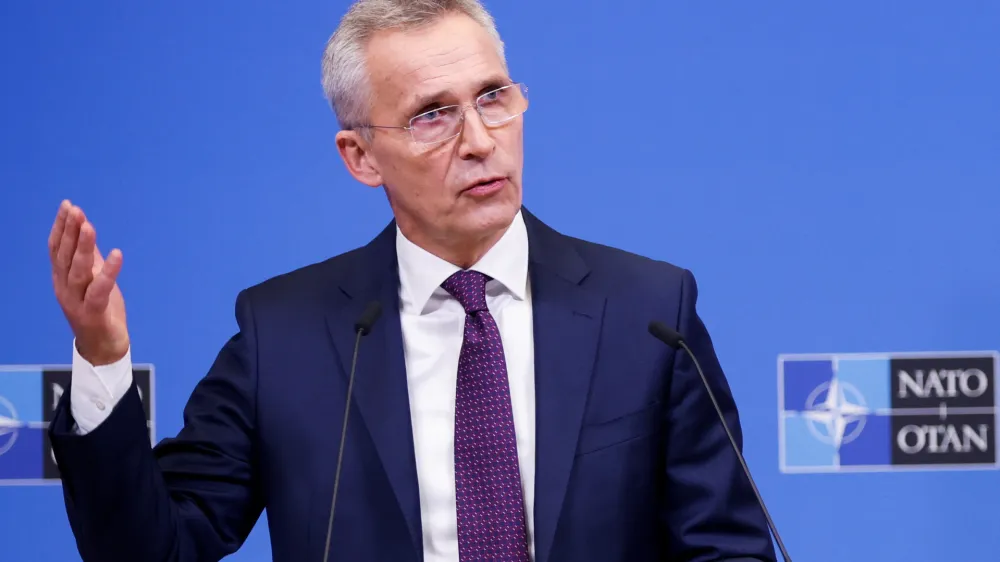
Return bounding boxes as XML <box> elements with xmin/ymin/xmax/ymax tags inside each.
<box><xmin>0</xmin><ymin>393</ymin><xmax>46</xmax><ymax>460</ymax></box>
<box><xmin>0</xmin><ymin>394</ymin><xmax>22</xmax><ymax>457</ymax></box>
<box><xmin>801</xmin><ymin>378</ymin><xmax>870</xmax><ymax>449</ymax></box>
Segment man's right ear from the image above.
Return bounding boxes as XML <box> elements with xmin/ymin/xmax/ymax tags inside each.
<box><xmin>335</xmin><ymin>130</ymin><xmax>383</xmax><ymax>188</ymax></box>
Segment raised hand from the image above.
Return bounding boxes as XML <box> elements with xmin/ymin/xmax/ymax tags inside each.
<box><xmin>49</xmin><ymin>200</ymin><xmax>130</xmax><ymax>366</ymax></box>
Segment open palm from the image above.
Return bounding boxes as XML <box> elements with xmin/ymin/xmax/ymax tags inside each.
<box><xmin>48</xmin><ymin>200</ymin><xmax>130</xmax><ymax>366</ymax></box>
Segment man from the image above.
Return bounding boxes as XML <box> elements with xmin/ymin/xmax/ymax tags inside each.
<box><xmin>47</xmin><ymin>1</ymin><xmax>777</xmax><ymax>561</ymax></box>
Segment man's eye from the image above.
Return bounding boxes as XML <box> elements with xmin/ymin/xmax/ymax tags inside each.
<box><xmin>414</xmin><ymin>109</ymin><xmax>444</xmax><ymax>123</ymax></box>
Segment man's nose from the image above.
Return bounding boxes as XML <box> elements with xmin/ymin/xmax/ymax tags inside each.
<box><xmin>457</xmin><ymin>106</ymin><xmax>495</xmax><ymax>159</ymax></box>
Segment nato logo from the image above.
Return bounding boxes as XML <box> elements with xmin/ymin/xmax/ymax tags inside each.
<box><xmin>0</xmin><ymin>365</ymin><xmax>154</xmax><ymax>485</ymax></box>
<box><xmin>779</xmin><ymin>352</ymin><xmax>998</xmax><ymax>473</ymax></box>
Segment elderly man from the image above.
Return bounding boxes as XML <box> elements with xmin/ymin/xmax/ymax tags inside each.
<box><xmin>46</xmin><ymin>0</ymin><xmax>777</xmax><ymax>561</ymax></box>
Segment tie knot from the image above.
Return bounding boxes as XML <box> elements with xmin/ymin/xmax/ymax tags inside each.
<box><xmin>442</xmin><ymin>270</ymin><xmax>490</xmax><ymax>313</ymax></box>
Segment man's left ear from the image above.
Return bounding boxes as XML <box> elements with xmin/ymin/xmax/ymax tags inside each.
<box><xmin>335</xmin><ymin>130</ymin><xmax>383</xmax><ymax>188</ymax></box>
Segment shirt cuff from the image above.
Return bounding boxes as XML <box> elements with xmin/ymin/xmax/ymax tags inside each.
<box><xmin>70</xmin><ymin>339</ymin><xmax>134</xmax><ymax>435</ymax></box>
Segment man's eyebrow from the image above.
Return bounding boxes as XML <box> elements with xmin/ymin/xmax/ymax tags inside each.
<box><xmin>405</xmin><ymin>76</ymin><xmax>511</xmax><ymax>115</ymax></box>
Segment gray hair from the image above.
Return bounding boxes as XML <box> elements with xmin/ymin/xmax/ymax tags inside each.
<box><xmin>321</xmin><ymin>0</ymin><xmax>508</xmax><ymax>131</ymax></box>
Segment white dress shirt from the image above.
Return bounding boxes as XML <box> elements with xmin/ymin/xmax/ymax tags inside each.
<box><xmin>395</xmin><ymin>210</ymin><xmax>535</xmax><ymax>561</ymax></box>
<box><xmin>69</xmin><ymin>210</ymin><xmax>536</xmax><ymax>561</ymax></box>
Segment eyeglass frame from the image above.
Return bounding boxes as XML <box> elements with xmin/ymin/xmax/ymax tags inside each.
<box><xmin>353</xmin><ymin>82</ymin><xmax>529</xmax><ymax>146</ymax></box>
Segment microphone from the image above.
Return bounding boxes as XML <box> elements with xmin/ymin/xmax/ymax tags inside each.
<box><xmin>648</xmin><ymin>320</ymin><xmax>791</xmax><ymax>562</ymax></box>
<box><xmin>322</xmin><ymin>301</ymin><xmax>383</xmax><ymax>562</ymax></box>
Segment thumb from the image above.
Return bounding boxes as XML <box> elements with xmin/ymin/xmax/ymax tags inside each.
<box><xmin>83</xmin><ymin>248</ymin><xmax>122</xmax><ymax>315</ymax></box>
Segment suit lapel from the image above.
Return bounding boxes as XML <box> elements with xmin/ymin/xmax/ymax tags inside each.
<box><xmin>324</xmin><ymin>222</ymin><xmax>423</xmax><ymax>557</ymax></box>
<box><xmin>524</xmin><ymin>209</ymin><xmax>606</xmax><ymax>562</ymax></box>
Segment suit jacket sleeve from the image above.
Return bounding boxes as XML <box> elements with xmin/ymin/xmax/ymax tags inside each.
<box><xmin>662</xmin><ymin>269</ymin><xmax>777</xmax><ymax>562</ymax></box>
<box><xmin>48</xmin><ymin>290</ymin><xmax>264</xmax><ymax>562</ymax></box>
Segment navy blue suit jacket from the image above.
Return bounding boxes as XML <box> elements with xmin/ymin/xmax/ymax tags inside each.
<box><xmin>49</xmin><ymin>208</ymin><xmax>776</xmax><ymax>561</ymax></box>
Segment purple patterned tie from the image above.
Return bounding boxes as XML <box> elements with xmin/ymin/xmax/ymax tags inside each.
<box><xmin>442</xmin><ymin>270</ymin><xmax>530</xmax><ymax>562</ymax></box>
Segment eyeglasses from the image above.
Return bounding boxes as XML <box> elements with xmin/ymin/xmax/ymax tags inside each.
<box><xmin>358</xmin><ymin>83</ymin><xmax>529</xmax><ymax>146</ymax></box>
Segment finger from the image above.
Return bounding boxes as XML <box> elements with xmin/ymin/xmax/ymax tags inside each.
<box><xmin>48</xmin><ymin>200</ymin><xmax>72</xmax><ymax>262</ymax></box>
<box><xmin>55</xmin><ymin>206</ymin><xmax>84</xmax><ymax>282</ymax></box>
<box><xmin>91</xmin><ymin>243</ymin><xmax>106</xmax><ymax>277</ymax></box>
<box><xmin>84</xmin><ymin>248</ymin><xmax>122</xmax><ymax>314</ymax></box>
<box><xmin>67</xmin><ymin>221</ymin><xmax>97</xmax><ymax>300</ymax></box>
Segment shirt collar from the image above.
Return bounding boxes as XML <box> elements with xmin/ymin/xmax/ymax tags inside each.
<box><xmin>396</xmin><ymin>209</ymin><xmax>529</xmax><ymax>314</ymax></box>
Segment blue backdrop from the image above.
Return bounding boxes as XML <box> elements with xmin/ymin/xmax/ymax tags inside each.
<box><xmin>2</xmin><ymin>1</ymin><xmax>998</xmax><ymax>560</ymax></box>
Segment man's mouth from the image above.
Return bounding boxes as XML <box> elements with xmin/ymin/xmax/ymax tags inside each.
<box><xmin>462</xmin><ymin>176</ymin><xmax>507</xmax><ymax>197</ymax></box>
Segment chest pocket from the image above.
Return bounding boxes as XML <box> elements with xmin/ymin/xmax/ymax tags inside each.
<box><xmin>575</xmin><ymin>402</ymin><xmax>662</xmax><ymax>456</ymax></box>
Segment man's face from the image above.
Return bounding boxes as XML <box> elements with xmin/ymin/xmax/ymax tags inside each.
<box><xmin>337</xmin><ymin>13</ymin><xmax>525</xmax><ymax>253</ymax></box>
